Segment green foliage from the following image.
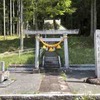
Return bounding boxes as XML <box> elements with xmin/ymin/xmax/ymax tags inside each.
<box><xmin>60</xmin><ymin>72</ymin><xmax>67</xmax><ymax>81</ymax></box>
<box><xmin>23</xmin><ymin>0</ymin><xmax>75</xmax><ymax>24</ymax></box>
<box><xmin>1</xmin><ymin>53</ymin><xmax>34</xmax><ymax>68</ymax></box>
<box><xmin>0</xmin><ymin>35</ymin><xmax>95</xmax><ymax>68</ymax></box>
<box><xmin>56</xmin><ymin>36</ymin><xmax>94</xmax><ymax>65</ymax></box>
<box><xmin>23</xmin><ymin>0</ymin><xmax>35</xmax><ymax>22</ymax></box>
<box><xmin>0</xmin><ymin>36</ymin><xmax>35</xmax><ymax>53</ymax></box>
<box><xmin>37</xmin><ymin>0</ymin><xmax>75</xmax><ymax>18</ymax></box>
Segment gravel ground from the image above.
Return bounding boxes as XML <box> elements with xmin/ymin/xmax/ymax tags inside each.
<box><xmin>0</xmin><ymin>73</ymin><xmax>43</xmax><ymax>94</ymax></box>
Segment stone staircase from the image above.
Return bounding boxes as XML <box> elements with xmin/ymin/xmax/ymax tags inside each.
<box><xmin>43</xmin><ymin>52</ymin><xmax>61</xmax><ymax>72</ymax></box>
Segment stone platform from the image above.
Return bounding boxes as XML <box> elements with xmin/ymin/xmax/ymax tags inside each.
<box><xmin>0</xmin><ymin>69</ymin><xmax>100</xmax><ymax>95</ymax></box>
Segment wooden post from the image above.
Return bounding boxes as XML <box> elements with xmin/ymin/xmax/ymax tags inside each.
<box><xmin>63</xmin><ymin>34</ymin><xmax>69</xmax><ymax>69</ymax></box>
<box><xmin>35</xmin><ymin>35</ymin><xmax>40</xmax><ymax>69</ymax></box>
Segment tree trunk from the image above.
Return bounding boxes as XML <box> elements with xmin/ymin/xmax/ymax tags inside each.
<box><xmin>3</xmin><ymin>0</ymin><xmax>6</xmax><ymax>39</ymax></box>
<box><xmin>91</xmin><ymin>0</ymin><xmax>97</xmax><ymax>37</ymax></box>
<box><xmin>53</xmin><ymin>19</ymin><xmax>57</xmax><ymax>30</ymax></box>
<box><xmin>25</xmin><ymin>21</ymin><xmax>29</xmax><ymax>38</ymax></box>
<box><xmin>10</xmin><ymin>0</ymin><xmax>12</xmax><ymax>36</ymax></box>
<box><xmin>18</xmin><ymin>0</ymin><xmax>20</xmax><ymax>37</ymax></box>
<box><xmin>12</xmin><ymin>0</ymin><xmax>15</xmax><ymax>34</ymax></box>
<box><xmin>20</xmin><ymin>0</ymin><xmax>24</xmax><ymax>51</ymax></box>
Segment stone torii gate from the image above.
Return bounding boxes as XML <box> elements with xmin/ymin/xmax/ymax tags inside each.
<box><xmin>24</xmin><ymin>30</ymin><xmax>79</xmax><ymax>69</ymax></box>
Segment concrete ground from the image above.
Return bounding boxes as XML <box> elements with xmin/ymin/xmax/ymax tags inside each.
<box><xmin>0</xmin><ymin>70</ymin><xmax>100</xmax><ymax>94</ymax></box>
<box><xmin>66</xmin><ymin>70</ymin><xmax>100</xmax><ymax>94</ymax></box>
<box><xmin>0</xmin><ymin>73</ymin><xmax>42</xmax><ymax>94</ymax></box>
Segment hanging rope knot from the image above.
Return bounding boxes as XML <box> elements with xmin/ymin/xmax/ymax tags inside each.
<box><xmin>38</xmin><ymin>37</ymin><xmax>65</xmax><ymax>52</ymax></box>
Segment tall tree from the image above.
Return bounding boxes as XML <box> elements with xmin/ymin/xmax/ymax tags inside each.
<box><xmin>12</xmin><ymin>0</ymin><xmax>15</xmax><ymax>34</ymax></box>
<box><xmin>20</xmin><ymin>0</ymin><xmax>23</xmax><ymax>51</ymax></box>
<box><xmin>10</xmin><ymin>0</ymin><xmax>12</xmax><ymax>35</ymax></box>
<box><xmin>3</xmin><ymin>0</ymin><xmax>6</xmax><ymax>39</ymax></box>
<box><xmin>22</xmin><ymin>0</ymin><xmax>75</xmax><ymax>30</ymax></box>
<box><xmin>91</xmin><ymin>0</ymin><xmax>97</xmax><ymax>37</ymax></box>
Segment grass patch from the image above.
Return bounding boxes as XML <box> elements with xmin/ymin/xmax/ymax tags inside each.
<box><xmin>56</xmin><ymin>36</ymin><xmax>94</xmax><ymax>64</ymax></box>
<box><xmin>0</xmin><ymin>35</ymin><xmax>35</xmax><ymax>53</ymax></box>
<box><xmin>0</xmin><ymin>35</ymin><xmax>95</xmax><ymax>68</ymax></box>
<box><xmin>69</xmin><ymin>36</ymin><xmax>94</xmax><ymax>64</ymax></box>
<box><xmin>0</xmin><ymin>52</ymin><xmax>34</xmax><ymax>68</ymax></box>
<box><xmin>60</xmin><ymin>72</ymin><xmax>67</xmax><ymax>81</ymax></box>
<box><xmin>0</xmin><ymin>35</ymin><xmax>19</xmax><ymax>40</ymax></box>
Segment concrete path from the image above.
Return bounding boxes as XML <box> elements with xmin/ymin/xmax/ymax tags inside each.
<box><xmin>0</xmin><ymin>73</ymin><xmax>42</xmax><ymax>94</ymax></box>
<box><xmin>39</xmin><ymin>73</ymin><xmax>71</xmax><ymax>93</ymax></box>
<box><xmin>1</xmin><ymin>70</ymin><xmax>100</xmax><ymax>94</ymax></box>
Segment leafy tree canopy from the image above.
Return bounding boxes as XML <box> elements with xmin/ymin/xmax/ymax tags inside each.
<box><xmin>37</xmin><ymin>0</ymin><xmax>76</xmax><ymax>18</ymax></box>
<box><xmin>23</xmin><ymin>0</ymin><xmax>75</xmax><ymax>22</ymax></box>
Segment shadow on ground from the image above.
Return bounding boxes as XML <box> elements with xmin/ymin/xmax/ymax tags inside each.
<box><xmin>66</xmin><ymin>70</ymin><xmax>95</xmax><ymax>80</ymax></box>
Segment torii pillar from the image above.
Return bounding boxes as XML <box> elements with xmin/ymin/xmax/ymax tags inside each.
<box><xmin>35</xmin><ymin>34</ymin><xmax>40</xmax><ymax>69</ymax></box>
<box><xmin>64</xmin><ymin>34</ymin><xmax>69</xmax><ymax>69</ymax></box>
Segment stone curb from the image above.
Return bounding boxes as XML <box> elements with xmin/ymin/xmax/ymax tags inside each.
<box><xmin>69</xmin><ymin>64</ymin><xmax>95</xmax><ymax>71</ymax></box>
<box><xmin>70</xmin><ymin>64</ymin><xmax>95</xmax><ymax>67</ymax></box>
<box><xmin>0</xmin><ymin>94</ymin><xmax>100</xmax><ymax>100</ymax></box>
<box><xmin>8</xmin><ymin>64</ymin><xmax>95</xmax><ymax>72</ymax></box>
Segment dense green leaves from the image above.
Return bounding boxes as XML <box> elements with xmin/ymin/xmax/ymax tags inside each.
<box><xmin>0</xmin><ymin>0</ymin><xmax>100</xmax><ymax>35</ymax></box>
<box><xmin>37</xmin><ymin>0</ymin><xmax>75</xmax><ymax>18</ymax></box>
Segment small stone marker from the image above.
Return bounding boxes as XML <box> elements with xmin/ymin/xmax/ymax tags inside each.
<box><xmin>0</xmin><ymin>61</ymin><xmax>5</xmax><ymax>71</ymax></box>
<box><xmin>95</xmin><ymin>30</ymin><xmax>100</xmax><ymax>78</ymax></box>
<box><xmin>0</xmin><ymin>71</ymin><xmax>9</xmax><ymax>83</ymax></box>
<box><xmin>0</xmin><ymin>61</ymin><xmax>9</xmax><ymax>83</ymax></box>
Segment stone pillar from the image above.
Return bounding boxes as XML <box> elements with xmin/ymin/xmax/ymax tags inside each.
<box><xmin>0</xmin><ymin>61</ymin><xmax>5</xmax><ymax>72</ymax></box>
<box><xmin>35</xmin><ymin>34</ymin><xmax>40</xmax><ymax>69</ymax></box>
<box><xmin>63</xmin><ymin>34</ymin><xmax>69</xmax><ymax>69</ymax></box>
<box><xmin>95</xmin><ymin>30</ymin><xmax>100</xmax><ymax>78</ymax></box>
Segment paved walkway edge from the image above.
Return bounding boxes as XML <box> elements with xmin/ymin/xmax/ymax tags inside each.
<box><xmin>0</xmin><ymin>94</ymin><xmax>100</xmax><ymax>100</ymax></box>
<box><xmin>8</xmin><ymin>64</ymin><xmax>95</xmax><ymax>72</ymax></box>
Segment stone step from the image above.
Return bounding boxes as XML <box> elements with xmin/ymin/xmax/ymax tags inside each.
<box><xmin>45</xmin><ymin>57</ymin><xmax>58</xmax><ymax>60</ymax></box>
<box><xmin>8</xmin><ymin>67</ymin><xmax>39</xmax><ymax>73</ymax></box>
<box><xmin>43</xmin><ymin>51</ymin><xmax>60</xmax><ymax>72</ymax></box>
<box><xmin>44</xmin><ymin>68</ymin><xmax>60</xmax><ymax>72</ymax></box>
<box><xmin>45</xmin><ymin>60</ymin><xmax>58</xmax><ymax>62</ymax></box>
<box><xmin>45</xmin><ymin>52</ymin><xmax>57</xmax><ymax>57</ymax></box>
<box><xmin>44</xmin><ymin>62</ymin><xmax>60</xmax><ymax>65</ymax></box>
<box><xmin>44</xmin><ymin>66</ymin><xmax>60</xmax><ymax>69</ymax></box>
<box><xmin>45</xmin><ymin>61</ymin><xmax>59</xmax><ymax>64</ymax></box>
<box><xmin>44</xmin><ymin>65</ymin><xmax>60</xmax><ymax>67</ymax></box>
<box><xmin>44</xmin><ymin>67</ymin><xmax>60</xmax><ymax>70</ymax></box>
<box><xmin>45</xmin><ymin>60</ymin><xmax>58</xmax><ymax>63</ymax></box>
